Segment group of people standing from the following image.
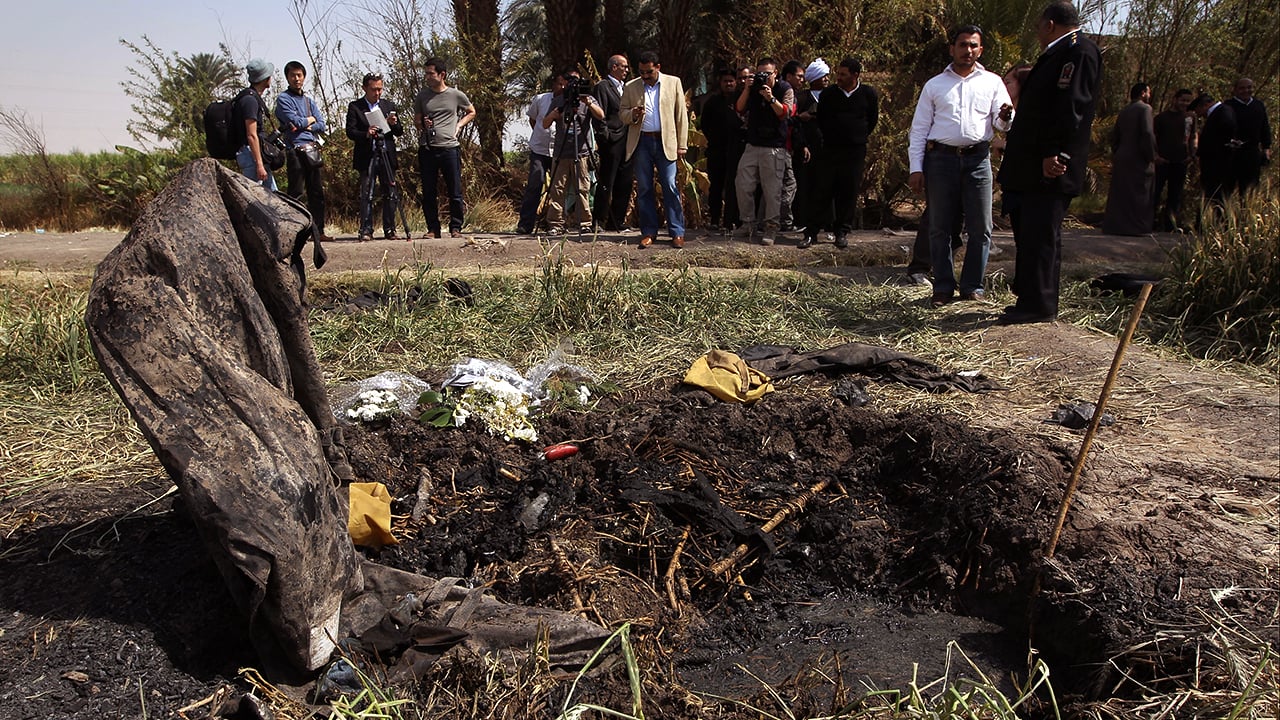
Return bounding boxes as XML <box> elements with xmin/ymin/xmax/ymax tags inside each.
<box><xmin>232</xmin><ymin>57</ymin><xmax>476</xmax><ymax>243</ymax></box>
<box><xmin>906</xmin><ymin>1</ymin><xmax>1101</xmax><ymax>325</ymax></box>
<box><xmin>1104</xmin><ymin>77</ymin><xmax>1271</xmax><ymax>235</ymax></box>
<box><xmin>519</xmin><ymin>51</ymin><xmax>691</xmax><ymax>247</ymax></box>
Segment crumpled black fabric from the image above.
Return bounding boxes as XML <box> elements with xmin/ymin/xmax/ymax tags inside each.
<box><xmin>739</xmin><ymin>342</ymin><xmax>1004</xmax><ymax>393</ymax></box>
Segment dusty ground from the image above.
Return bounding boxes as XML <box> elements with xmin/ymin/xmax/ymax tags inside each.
<box><xmin>0</xmin><ymin>225</ymin><xmax>1275</xmax><ymax>718</ymax></box>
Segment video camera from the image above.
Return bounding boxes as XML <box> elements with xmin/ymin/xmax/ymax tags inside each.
<box><xmin>564</xmin><ymin>75</ymin><xmax>586</xmax><ymax>106</ymax></box>
<box><xmin>752</xmin><ymin>71</ymin><xmax>771</xmax><ymax>88</ymax></box>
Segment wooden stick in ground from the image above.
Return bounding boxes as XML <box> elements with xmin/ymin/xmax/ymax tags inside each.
<box><xmin>1044</xmin><ymin>283</ymin><xmax>1153</xmax><ymax>561</ymax></box>
<box><xmin>709</xmin><ymin>476</ymin><xmax>833</xmax><ymax>578</ymax></box>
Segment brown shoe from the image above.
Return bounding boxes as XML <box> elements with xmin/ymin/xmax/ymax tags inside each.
<box><xmin>961</xmin><ymin>290</ymin><xmax>986</xmax><ymax>301</ymax></box>
<box><xmin>450</xmin><ymin>230</ymin><xmax>463</xmax><ymax>238</ymax></box>
<box><xmin>672</xmin><ymin>236</ymin><xmax>685</xmax><ymax>248</ymax></box>
<box><xmin>639</xmin><ymin>235</ymin><xmax>653</xmax><ymax>248</ymax></box>
<box><xmin>358</xmin><ymin>234</ymin><xmax>373</xmax><ymax>242</ymax></box>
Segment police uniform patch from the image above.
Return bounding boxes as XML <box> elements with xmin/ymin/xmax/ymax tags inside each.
<box><xmin>1057</xmin><ymin>62</ymin><xmax>1075</xmax><ymax>89</ymax></box>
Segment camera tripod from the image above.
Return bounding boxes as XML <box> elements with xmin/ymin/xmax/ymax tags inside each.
<box><xmin>363</xmin><ymin>131</ymin><xmax>412</xmax><ymax>240</ymax></box>
<box><xmin>549</xmin><ymin>93</ymin><xmax>596</xmax><ymax>235</ymax></box>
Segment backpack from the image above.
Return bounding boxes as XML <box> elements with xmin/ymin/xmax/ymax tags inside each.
<box><xmin>203</xmin><ymin>88</ymin><xmax>254</xmax><ymax>159</ymax></box>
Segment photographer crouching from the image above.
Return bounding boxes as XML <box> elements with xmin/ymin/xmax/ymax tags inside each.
<box><xmin>542</xmin><ymin>70</ymin><xmax>605</xmax><ymax>236</ymax></box>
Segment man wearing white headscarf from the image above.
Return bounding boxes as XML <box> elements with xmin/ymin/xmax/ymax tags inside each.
<box><xmin>796</xmin><ymin>58</ymin><xmax>831</xmax><ymax>248</ymax></box>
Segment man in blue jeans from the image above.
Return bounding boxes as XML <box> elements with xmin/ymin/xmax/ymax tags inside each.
<box><xmin>907</xmin><ymin>25</ymin><xmax>1013</xmax><ymax>307</ymax></box>
<box><xmin>413</xmin><ymin>57</ymin><xmax>476</xmax><ymax>238</ymax></box>
<box><xmin>621</xmin><ymin>51</ymin><xmax>688</xmax><ymax>248</ymax></box>
<box><xmin>234</xmin><ymin>58</ymin><xmax>277</xmax><ymax>191</ymax></box>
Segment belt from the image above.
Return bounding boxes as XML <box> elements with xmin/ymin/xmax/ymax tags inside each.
<box><xmin>927</xmin><ymin>140</ymin><xmax>989</xmax><ymax>155</ymax></box>
<box><xmin>641</xmin><ymin>131</ymin><xmax>662</xmax><ymax>137</ymax></box>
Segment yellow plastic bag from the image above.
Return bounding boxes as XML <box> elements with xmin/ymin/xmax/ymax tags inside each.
<box><xmin>682</xmin><ymin>349</ymin><xmax>774</xmax><ymax>403</ymax></box>
<box><xmin>348</xmin><ymin>482</ymin><xmax>397</xmax><ymax>548</ymax></box>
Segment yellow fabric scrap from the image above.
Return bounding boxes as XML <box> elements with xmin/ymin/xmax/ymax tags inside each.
<box><xmin>683</xmin><ymin>349</ymin><xmax>774</xmax><ymax>403</ymax></box>
<box><xmin>348</xmin><ymin>481</ymin><xmax>398</xmax><ymax>548</ymax></box>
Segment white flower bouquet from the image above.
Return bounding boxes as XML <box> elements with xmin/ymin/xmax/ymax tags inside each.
<box><xmin>452</xmin><ymin>376</ymin><xmax>539</xmax><ymax>443</ymax></box>
<box><xmin>345</xmin><ymin>389</ymin><xmax>402</xmax><ymax>424</ymax></box>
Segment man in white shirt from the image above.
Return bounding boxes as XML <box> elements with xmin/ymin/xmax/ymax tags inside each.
<box><xmin>908</xmin><ymin>25</ymin><xmax>1013</xmax><ymax>306</ymax></box>
<box><xmin>516</xmin><ymin>75</ymin><xmax>559</xmax><ymax>234</ymax></box>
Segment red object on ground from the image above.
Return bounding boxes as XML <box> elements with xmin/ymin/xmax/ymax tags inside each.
<box><xmin>540</xmin><ymin>443</ymin><xmax>579</xmax><ymax>461</ymax></box>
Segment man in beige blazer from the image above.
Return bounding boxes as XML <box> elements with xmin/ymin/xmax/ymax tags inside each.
<box><xmin>621</xmin><ymin>50</ymin><xmax>688</xmax><ymax>248</ymax></box>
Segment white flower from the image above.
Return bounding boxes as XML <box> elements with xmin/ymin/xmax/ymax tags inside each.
<box><xmin>453</xmin><ymin>377</ymin><xmax>538</xmax><ymax>443</ymax></box>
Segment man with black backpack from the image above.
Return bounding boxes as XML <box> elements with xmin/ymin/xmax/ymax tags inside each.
<box><xmin>276</xmin><ymin>61</ymin><xmax>328</xmax><ymax>240</ymax></box>
<box><xmin>232</xmin><ymin>59</ymin><xmax>279</xmax><ymax>189</ymax></box>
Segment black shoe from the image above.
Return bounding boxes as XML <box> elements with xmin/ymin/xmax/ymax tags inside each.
<box><xmin>930</xmin><ymin>293</ymin><xmax>955</xmax><ymax>308</ymax></box>
<box><xmin>797</xmin><ymin>235</ymin><xmax>815</xmax><ymax>249</ymax></box>
<box><xmin>780</xmin><ymin>222</ymin><xmax>796</xmax><ymax>232</ymax></box>
<box><xmin>834</xmin><ymin>234</ymin><xmax>849</xmax><ymax>249</ymax></box>
<box><xmin>515</xmin><ymin>227</ymin><xmax>533</xmax><ymax>235</ymax></box>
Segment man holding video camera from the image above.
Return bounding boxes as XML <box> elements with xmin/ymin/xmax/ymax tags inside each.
<box><xmin>733</xmin><ymin>57</ymin><xmax>795</xmax><ymax>246</ymax></box>
<box><xmin>543</xmin><ymin>69</ymin><xmax>605</xmax><ymax>235</ymax></box>
<box><xmin>345</xmin><ymin>73</ymin><xmax>404</xmax><ymax>241</ymax></box>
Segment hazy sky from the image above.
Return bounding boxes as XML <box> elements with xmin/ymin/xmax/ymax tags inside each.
<box><xmin>1</xmin><ymin>1</ymin><xmax>323</xmax><ymax>154</ymax></box>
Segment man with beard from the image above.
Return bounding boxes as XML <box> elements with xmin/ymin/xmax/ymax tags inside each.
<box><xmin>908</xmin><ymin>28</ymin><xmax>1011</xmax><ymax>305</ymax></box>
<box><xmin>413</xmin><ymin>57</ymin><xmax>476</xmax><ymax>238</ymax></box>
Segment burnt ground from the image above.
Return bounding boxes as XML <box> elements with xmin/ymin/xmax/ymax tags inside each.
<box><xmin>0</xmin><ymin>227</ymin><xmax>1276</xmax><ymax>718</ymax></box>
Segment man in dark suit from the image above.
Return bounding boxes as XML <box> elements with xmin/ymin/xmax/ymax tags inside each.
<box><xmin>345</xmin><ymin>73</ymin><xmax>405</xmax><ymax>241</ymax></box>
<box><xmin>1192</xmin><ymin>92</ymin><xmax>1239</xmax><ymax>206</ymax></box>
<box><xmin>1225</xmin><ymin>78</ymin><xmax>1271</xmax><ymax>194</ymax></box>
<box><xmin>591</xmin><ymin>55</ymin><xmax>634</xmax><ymax>231</ymax></box>
<box><xmin>996</xmin><ymin>1</ymin><xmax>1101</xmax><ymax>325</ymax></box>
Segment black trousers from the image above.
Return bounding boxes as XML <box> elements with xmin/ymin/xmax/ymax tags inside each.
<box><xmin>1009</xmin><ymin>190</ymin><xmax>1070</xmax><ymax>318</ymax></box>
<box><xmin>1151</xmin><ymin>161</ymin><xmax>1186</xmax><ymax>230</ymax></box>
<box><xmin>706</xmin><ymin>143</ymin><xmax>743</xmax><ymax>227</ymax></box>
<box><xmin>592</xmin><ymin>136</ymin><xmax>632</xmax><ymax>230</ymax></box>
<box><xmin>286</xmin><ymin>149</ymin><xmax>326</xmax><ymax>235</ymax></box>
<box><xmin>808</xmin><ymin>143</ymin><xmax>866</xmax><ymax>235</ymax></box>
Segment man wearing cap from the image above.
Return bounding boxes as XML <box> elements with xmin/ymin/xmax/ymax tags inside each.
<box><xmin>908</xmin><ymin>25</ymin><xmax>1013</xmax><ymax>307</ymax></box>
<box><xmin>794</xmin><ymin>58</ymin><xmax>829</xmax><ymax>248</ymax></box>
<box><xmin>235</xmin><ymin>58</ymin><xmax>277</xmax><ymax>190</ymax></box>
<box><xmin>996</xmin><ymin>2</ymin><xmax>1101</xmax><ymax>325</ymax></box>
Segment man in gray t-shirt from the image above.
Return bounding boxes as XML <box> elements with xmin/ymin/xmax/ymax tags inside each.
<box><xmin>413</xmin><ymin>57</ymin><xmax>477</xmax><ymax>237</ymax></box>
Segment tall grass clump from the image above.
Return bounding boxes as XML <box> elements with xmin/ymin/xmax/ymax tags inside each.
<box><xmin>0</xmin><ymin>280</ymin><xmax>98</xmax><ymax>390</ymax></box>
<box><xmin>1148</xmin><ymin>190</ymin><xmax>1279</xmax><ymax>371</ymax></box>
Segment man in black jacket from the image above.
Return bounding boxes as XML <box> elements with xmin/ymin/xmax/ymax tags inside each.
<box><xmin>700</xmin><ymin>67</ymin><xmax>747</xmax><ymax>231</ymax></box>
<box><xmin>591</xmin><ymin>55</ymin><xmax>633</xmax><ymax>231</ymax></box>
<box><xmin>345</xmin><ymin>73</ymin><xmax>405</xmax><ymax>241</ymax></box>
<box><xmin>1192</xmin><ymin>92</ymin><xmax>1239</xmax><ymax>206</ymax></box>
<box><xmin>1152</xmin><ymin>88</ymin><xmax>1194</xmax><ymax>231</ymax></box>
<box><xmin>996</xmin><ymin>1</ymin><xmax>1101</xmax><ymax>325</ymax></box>
<box><xmin>1225</xmin><ymin>78</ymin><xmax>1271</xmax><ymax>194</ymax></box>
<box><xmin>804</xmin><ymin>57</ymin><xmax>878</xmax><ymax>249</ymax></box>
